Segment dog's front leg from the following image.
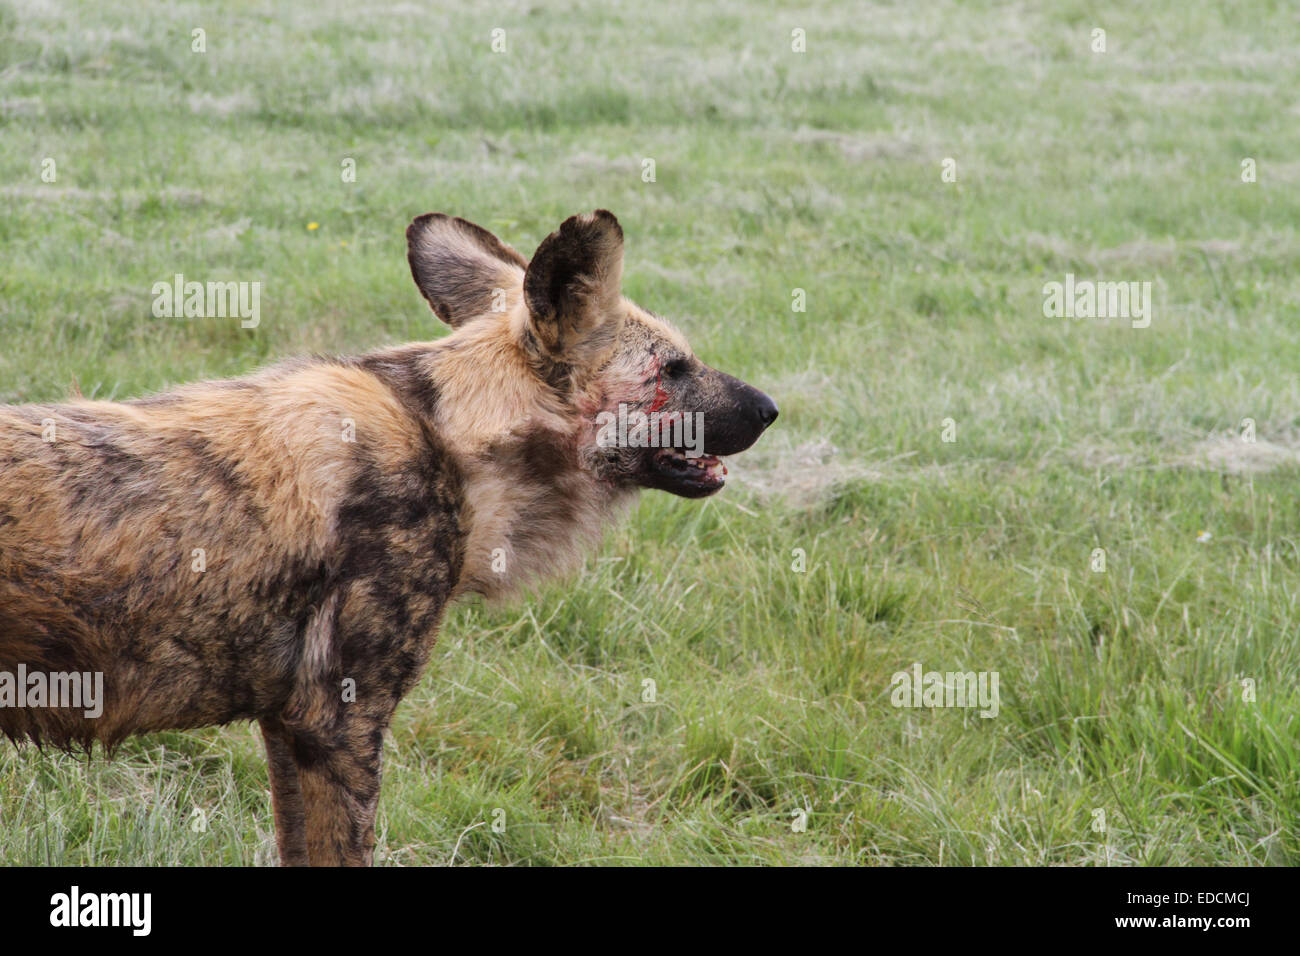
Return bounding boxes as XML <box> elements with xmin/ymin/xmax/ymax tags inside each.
<box><xmin>293</xmin><ymin>716</ymin><xmax>387</xmax><ymax>866</ymax></box>
<box><xmin>260</xmin><ymin>717</ymin><xmax>311</xmax><ymax>866</ymax></box>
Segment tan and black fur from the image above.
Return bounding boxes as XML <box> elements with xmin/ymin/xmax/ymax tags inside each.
<box><xmin>0</xmin><ymin>210</ymin><xmax>776</xmax><ymax>865</ymax></box>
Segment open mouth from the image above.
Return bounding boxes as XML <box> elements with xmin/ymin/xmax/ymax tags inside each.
<box><xmin>648</xmin><ymin>447</ymin><xmax>727</xmax><ymax>497</ymax></box>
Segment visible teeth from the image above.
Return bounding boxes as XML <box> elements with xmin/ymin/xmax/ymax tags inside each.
<box><xmin>661</xmin><ymin>450</ymin><xmax>726</xmax><ymax>481</ymax></box>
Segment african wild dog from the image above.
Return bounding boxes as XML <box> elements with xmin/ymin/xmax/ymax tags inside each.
<box><xmin>0</xmin><ymin>210</ymin><xmax>777</xmax><ymax>865</ymax></box>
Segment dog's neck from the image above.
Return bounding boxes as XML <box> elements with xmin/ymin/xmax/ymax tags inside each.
<box><xmin>414</xmin><ymin>319</ymin><xmax>634</xmax><ymax>601</ymax></box>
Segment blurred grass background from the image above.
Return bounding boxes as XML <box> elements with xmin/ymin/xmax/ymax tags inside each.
<box><xmin>1</xmin><ymin>0</ymin><xmax>1299</xmax><ymax>864</ymax></box>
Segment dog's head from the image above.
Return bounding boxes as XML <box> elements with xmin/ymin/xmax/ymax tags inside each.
<box><xmin>406</xmin><ymin>209</ymin><xmax>777</xmax><ymax>498</ymax></box>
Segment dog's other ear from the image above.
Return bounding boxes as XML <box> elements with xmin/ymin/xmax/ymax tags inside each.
<box><xmin>523</xmin><ymin>210</ymin><xmax>624</xmax><ymax>363</ymax></box>
<box><xmin>407</xmin><ymin>213</ymin><xmax>528</xmax><ymax>327</ymax></box>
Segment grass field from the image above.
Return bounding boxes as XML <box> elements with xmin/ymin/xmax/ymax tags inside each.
<box><xmin>2</xmin><ymin>0</ymin><xmax>1299</xmax><ymax>865</ymax></box>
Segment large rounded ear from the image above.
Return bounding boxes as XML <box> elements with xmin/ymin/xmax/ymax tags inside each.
<box><xmin>407</xmin><ymin>213</ymin><xmax>528</xmax><ymax>327</ymax></box>
<box><xmin>523</xmin><ymin>210</ymin><xmax>624</xmax><ymax>362</ymax></box>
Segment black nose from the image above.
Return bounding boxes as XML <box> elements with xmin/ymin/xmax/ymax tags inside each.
<box><xmin>755</xmin><ymin>392</ymin><xmax>778</xmax><ymax>428</ymax></box>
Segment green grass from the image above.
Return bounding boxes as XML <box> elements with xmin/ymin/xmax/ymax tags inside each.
<box><xmin>2</xmin><ymin>0</ymin><xmax>1299</xmax><ymax>865</ymax></box>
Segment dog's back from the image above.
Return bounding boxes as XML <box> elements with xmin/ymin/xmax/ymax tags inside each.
<box><xmin>0</xmin><ymin>353</ymin><xmax>464</xmax><ymax>750</ymax></box>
